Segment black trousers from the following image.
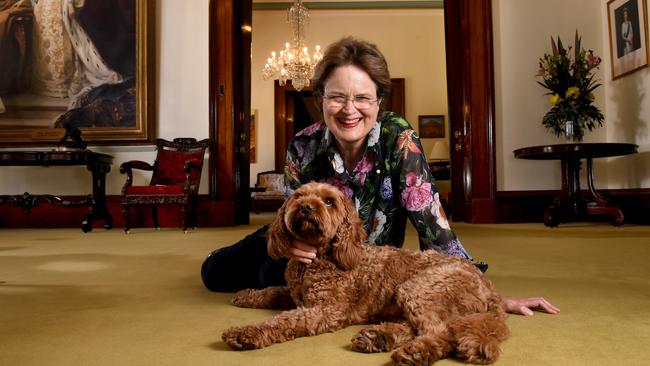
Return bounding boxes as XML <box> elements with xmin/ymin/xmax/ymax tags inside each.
<box><xmin>200</xmin><ymin>225</ymin><xmax>288</xmax><ymax>292</ymax></box>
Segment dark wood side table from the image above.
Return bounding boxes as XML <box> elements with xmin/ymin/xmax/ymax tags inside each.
<box><xmin>513</xmin><ymin>143</ymin><xmax>638</xmax><ymax>227</ymax></box>
<box><xmin>0</xmin><ymin>150</ymin><xmax>113</xmax><ymax>232</ymax></box>
<box><xmin>428</xmin><ymin>160</ymin><xmax>451</xmax><ymax>181</ymax></box>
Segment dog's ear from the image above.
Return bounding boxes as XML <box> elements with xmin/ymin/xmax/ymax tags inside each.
<box><xmin>267</xmin><ymin>200</ymin><xmax>292</xmax><ymax>260</ymax></box>
<box><xmin>332</xmin><ymin>197</ymin><xmax>366</xmax><ymax>271</ymax></box>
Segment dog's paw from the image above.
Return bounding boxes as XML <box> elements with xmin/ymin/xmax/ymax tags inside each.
<box><xmin>231</xmin><ymin>289</ymin><xmax>259</xmax><ymax>308</ymax></box>
<box><xmin>222</xmin><ymin>325</ymin><xmax>265</xmax><ymax>350</ymax></box>
<box><xmin>455</xmin><ymin>334</ymin><xmax>501</xmax><ymax>364</ymax></box>
<box><xmin>391</xmin><ymin>349</ymin><xmax>431</xmax><ymax>366</ymax></box>
<box><xmin>392</xmin><ymin>341</ymin><xmax>437</xmax><ymax>366</ymax></box>
<box><xmin>351</xmin><ymin>327</ymin><xmax>391</xmax><ymax>353</ymax></box>
<box><xmin>352</xmin><ymin>323</ymin><xmax>414</xmax><ymax>353</ymax></box>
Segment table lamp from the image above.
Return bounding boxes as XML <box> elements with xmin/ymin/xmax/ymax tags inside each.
<box><xmin>429</xmin><ymin>140</ymin><xmax>450</xmax><ymax>161</ymax></box>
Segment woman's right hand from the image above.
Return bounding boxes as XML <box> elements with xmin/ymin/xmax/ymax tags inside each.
<box><xmin>288</xmin><ymin>239</ymin><xmax>318</xmax><ymax>264</ymax></box>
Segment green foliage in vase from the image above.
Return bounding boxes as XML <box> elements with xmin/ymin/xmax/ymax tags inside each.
<box><xmin>537</xmin><ymin>31</ymin><xmax>605</xmax><ymax>140</ymax></box>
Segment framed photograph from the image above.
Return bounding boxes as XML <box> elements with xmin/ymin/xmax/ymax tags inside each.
<box><xmin>0</xmin><ymin>0</ymin><xmax>155</xmax><ymax>146</ymax></box>
<box><xmin>607</xmin><ymin>0</ymin><xmax>649</xmax><ymax>79</ymax></box>
<box><xmin>418</xmin><ymin>115</ymin><xmax>445</xmax><ymax>138</ymax></box>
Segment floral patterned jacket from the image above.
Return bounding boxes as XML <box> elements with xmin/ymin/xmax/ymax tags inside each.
<box><xmin>284</xmin><ymin>111</ymin><xmax>472</xmax><ymax>259</ymax></box>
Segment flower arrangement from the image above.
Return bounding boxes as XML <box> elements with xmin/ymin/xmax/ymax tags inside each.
<box><xmin>537</xmin><ymin>31</ymin><xmax>604</xmax><ymax>141</ymax></box>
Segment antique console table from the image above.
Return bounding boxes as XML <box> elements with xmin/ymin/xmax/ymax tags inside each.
<box><xmin>513</xmin><ymin>143</ymin><xmax>638</xmax><ymax>227</ymax></box>
<box><xmin>0</xmin><ymin>150</ymin><xmax>113</xmax><ymax>232</ymax></box>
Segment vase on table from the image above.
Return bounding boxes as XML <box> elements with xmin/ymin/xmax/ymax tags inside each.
<box><xmin>563</xmin><ymin>120</ymin><xmax>582</xmax><ymax>142</ymax></box>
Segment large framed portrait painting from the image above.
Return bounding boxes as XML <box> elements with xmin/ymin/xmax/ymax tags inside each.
<box><xmin>607</xmin><ymin>0</ymin><xmax>649</xmax><ymax>79</ymax></box>
<box><xmin>0</xmin><ymin>0</ymin><xmax>155</xmax><ymax>145</ymax></box>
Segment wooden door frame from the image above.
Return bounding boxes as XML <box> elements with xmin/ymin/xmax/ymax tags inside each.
<box><xmin>209</xmin><ymin>0</ymin><xmax>498</xmax><ymax>224</ymax></box>
<box><xmin>208</xmin><ymin>0</ymin><xmax>252</xmax><ymax>225</ymax></box>
<box><xmin>444</xmin><ymin>0</ymin><xmax>497</xmax><ymax>223</ymax></box>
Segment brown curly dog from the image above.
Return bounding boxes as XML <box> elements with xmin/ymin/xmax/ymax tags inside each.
<box><xmin>222</xmin><ymin>182</ymin><xmax>509</xmax><ymax>365</ymax></box>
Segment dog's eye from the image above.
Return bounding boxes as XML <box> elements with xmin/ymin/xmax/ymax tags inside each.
<box><xmin>324</xmin><ymin>197</ymin><xmax>334</xmax><ymax>206</ymax></box>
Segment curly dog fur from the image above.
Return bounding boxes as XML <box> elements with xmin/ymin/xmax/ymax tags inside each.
<box><xmin>222</xmin><ymin>182</ymin><xmax>509</xmax><ymax>365</ymax></box>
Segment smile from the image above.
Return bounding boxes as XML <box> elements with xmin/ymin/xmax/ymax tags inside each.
<box><xmin>336</xmin><ymin>118</ymin><xmax>361</xmax><ymax>129</ymax></box>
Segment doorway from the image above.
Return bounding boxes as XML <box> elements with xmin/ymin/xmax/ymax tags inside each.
<box><xmin>210</xmin><ymin>0</ymin><xmax>498</xmax><ymax>224</ymax></box>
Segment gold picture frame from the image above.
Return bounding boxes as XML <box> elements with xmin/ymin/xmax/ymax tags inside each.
<box><xmin>607</xmin><ymin>0</ymin><xmax>649</xmax><ymax>79</ymax></box>
<box><xmin>0</xmin><ymin>0</ymin><xmax>155</xmax><ymax>145</ymax></box>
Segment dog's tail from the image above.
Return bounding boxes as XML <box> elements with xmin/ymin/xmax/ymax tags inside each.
<box><xmin>448</xmin><ymin>299</ymin><xmax>509</xmax><ymax>364</ymax></box>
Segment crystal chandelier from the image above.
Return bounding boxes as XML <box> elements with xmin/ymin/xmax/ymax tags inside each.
<box><xmin>262</xmin><ymin>0</ymin><xmax>322</xmax><ymax>91</ymax></box>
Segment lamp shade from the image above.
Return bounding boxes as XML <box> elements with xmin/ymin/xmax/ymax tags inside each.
<box><xmin>429</xmin><ymin>140</ymin><xmax>450</xmax><ymax>161</ymax></box>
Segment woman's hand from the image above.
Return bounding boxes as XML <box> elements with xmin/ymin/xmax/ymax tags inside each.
<box><xmin>288</xmin><ymin>239</ymin><xmax>317</xmax><ymax>264</ymax></box>
<box><xmin>503</xmin><ymin>296</ymin><xmax>560</xmax><ymax>316</ymax></box>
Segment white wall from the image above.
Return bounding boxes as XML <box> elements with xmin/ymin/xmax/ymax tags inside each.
<box><xmin>0</xmin><ymin>0</ymin><xmax>210</xmax><ymax>196</ymax></box>
<box><xmin>602</xmin><ymin>0</ymin><xmax>650</xmax><ymax>188</ymax></box>
<box><xmin>251</xmin><ymin>8</ymin><xmax>449</xmax><ymax>181</ymax></box>
<box><xmin>494</xmin><ymin>0</ymin><xmax>650</xmax><ymax>191</ymax></box>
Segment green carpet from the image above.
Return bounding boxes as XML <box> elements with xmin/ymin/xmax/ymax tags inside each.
<box><xmin>1</xmin><ymin>216</ymin><xmax>649</xmax><ymax>365</ymax></box>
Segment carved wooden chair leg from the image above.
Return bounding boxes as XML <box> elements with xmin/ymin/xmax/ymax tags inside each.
<box><xmin>151</xmin><ymin>205</ymin><xmax>159</xmax><ymax>230</ymax></box>
<box><xmin>122</xmin><ymin>204</ymin><xmax>131</xmax><ymax>233</ymax></box>
<box><xmin>190</xmin><ymin>197</ymin><xmax>198</xmax><ymax>230</ymax></box>
<box><xmin>180</xmin><ymin>205</ymin><xmax>187</xmax><ymax>233</ymax></box>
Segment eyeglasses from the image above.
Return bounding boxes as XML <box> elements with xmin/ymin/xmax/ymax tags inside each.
<box><xmin>323</xmin><ymin>95</ymin><xmax>380</xmax><ymax>110</ymax></box>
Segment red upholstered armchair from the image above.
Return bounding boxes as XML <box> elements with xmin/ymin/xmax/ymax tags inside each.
<box><xmin>120</xmin><ymin>138</ymin><xmax>209</xmax><ymax>233</ymax></box>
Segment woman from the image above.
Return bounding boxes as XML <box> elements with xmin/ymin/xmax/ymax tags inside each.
<box><xmin>622</xmin><ymin>7</ymin><xmax>634</xmax><ymax>55</ymax></box>
<box><xmin>202</xmin><ymin>37</ymin><xmax>559</xmax><ymax>316</ymax></box>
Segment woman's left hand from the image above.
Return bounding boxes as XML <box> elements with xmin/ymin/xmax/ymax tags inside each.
<box><xmin>503</xmin><ymin>296</ymin><xmax>560</xmax><ymax>316</ymax></box>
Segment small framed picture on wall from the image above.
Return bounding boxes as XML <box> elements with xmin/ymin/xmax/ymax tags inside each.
<box><xmin>418</xmin><ymin>115</ymin><xmax>445</xmax><ymax>138</ymax></box>
<box><xmin>607</xmin><ymin>0</ymin><xmax>649</xmax><ymax>79</ymax></box>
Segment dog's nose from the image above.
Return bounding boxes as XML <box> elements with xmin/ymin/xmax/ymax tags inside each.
<box><xmin>299</xmin><ymin>204</ymin><xmax>313</xmax><ymax>214</ymax></box>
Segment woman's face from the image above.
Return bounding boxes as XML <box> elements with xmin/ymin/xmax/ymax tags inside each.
<box><xmin>321</xmin><ymin>64</ymin><xmax>380</xmax><ymax>153</ymax></box>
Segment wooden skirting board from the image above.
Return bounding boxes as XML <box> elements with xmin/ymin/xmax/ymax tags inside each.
<box><xmin>496</xmin><ymin>189</ymin><xmax>650</xmax><ymax>225</ymax></box>
<box><xmin>0</xmin><ymin>195</ymin><xmax>238</xmax><ymax>229</ymax></box>
<box><xmin>1</xmin><ymin>190</ymin><xmax>649</xmax><ymax>228</ymax></box>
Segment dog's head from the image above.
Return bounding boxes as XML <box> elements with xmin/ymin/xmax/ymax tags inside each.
<box><xmin>267</xmin><ymin>182</ymin><xmax>366</xmax><ymax>270</ymax></box>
